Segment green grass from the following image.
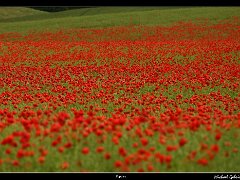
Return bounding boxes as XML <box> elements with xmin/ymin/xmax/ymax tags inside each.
<box><xmin>0</xmin><ymin>7</ymin><xmax>184</xmax><ymax>23</ymax></box>
<box><xmin>0</xmin><ymin>7</ymin><xmax>49</xmax><ymax>20</ymax></box>
<box><xmin>0</xmin><ymin>7</ymin><xmax>239</xmax><ymax>34</ymax></box>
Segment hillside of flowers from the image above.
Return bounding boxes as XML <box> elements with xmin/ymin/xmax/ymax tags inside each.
<box><xmin>0</xmin><ymin>18</ymin><xmax>239</xmax><ymax>172</ymax></box>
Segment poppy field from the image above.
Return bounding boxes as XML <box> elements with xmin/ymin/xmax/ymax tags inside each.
<box><xmin>0</xmin><ymin>14</ymin><xmax>240</xmax><ymax>172</ymax></box>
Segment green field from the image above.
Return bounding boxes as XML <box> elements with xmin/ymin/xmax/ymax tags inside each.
<box><xmin>0</xmin><ymin>7</ymin><xmax>239</xmax><ymax>34</ymax></box>
<box><xmin>0</xmin><ymin>7</ymin><xmax>182</xmax><ymax>22</ymax></box>
<box><xmin>0</xmin><ymin>7</ymin><xmax>49</xmax><ymax>20</ymax></box>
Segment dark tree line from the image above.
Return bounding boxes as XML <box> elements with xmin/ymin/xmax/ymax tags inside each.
<box><xmin>30</xmin><ymin>7</ymin><xmax>94</xmax><ymax>12</ymax></box>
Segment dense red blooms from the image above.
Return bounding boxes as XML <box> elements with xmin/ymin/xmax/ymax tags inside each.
<box><xmin>0</xmin><ymin>18</ymin><xmax>239</xmax><ymax>171</ymax></box>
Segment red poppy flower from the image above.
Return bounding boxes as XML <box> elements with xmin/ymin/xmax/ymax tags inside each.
<box><xmin>197</xmin><ymin>158</ymin><xmax>208</xmax><ymax>166</ymax></box>
<box><xmin>38</xmin><ymin>156</ymin><xmax>45</xmax><ymax>164</ymax></box>
<box><xmin>96</xmin><ymin>146</ymin><xmax>104</xmax><ymax>153</ymax></box>
<box><xmin>82</xmin><ymin>147</ymin><xmax>89</xmax><ymax>155</ymax></box>
<box><xmin>104</xmin><ymin>152</ymin><xmax>111</xmax><ymax>160</ymax></box>
<box><xmin>179</xmin><ymin>138</ymin><xmax>188</xmax><ymax>147</ymax></box>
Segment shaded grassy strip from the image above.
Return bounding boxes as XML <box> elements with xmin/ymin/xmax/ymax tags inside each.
<box><xmin>0</xmin><ymin>7</ymin><xmax>239</xmax><ymax>34</ymax></box>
